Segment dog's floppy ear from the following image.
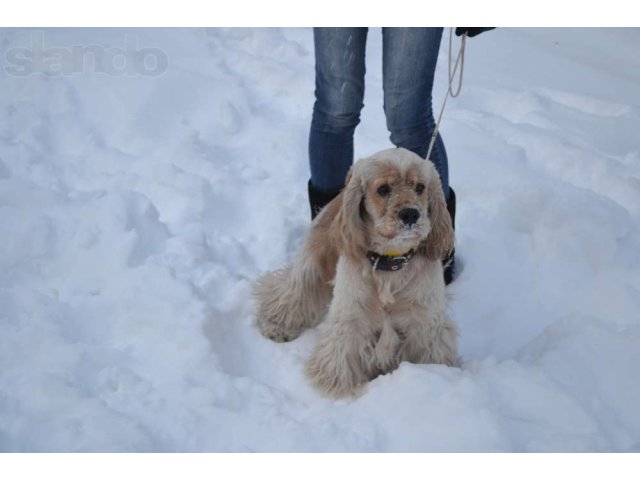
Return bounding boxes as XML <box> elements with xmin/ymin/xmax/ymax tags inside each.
<box><xmin>421</xmin><ymin>172</ymin><xmax>455</xmax><ymax>261</ymax></box>
<box><xmin>332</xmin><ymin>165</ymin><xmax>368</xmax><ymax>261</ymax></box>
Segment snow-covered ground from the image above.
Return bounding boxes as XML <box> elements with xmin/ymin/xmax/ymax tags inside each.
<box><xmin>1</xmin><ymin>27</ymin><xmax>639</xmax><ymax>452</ymax></box>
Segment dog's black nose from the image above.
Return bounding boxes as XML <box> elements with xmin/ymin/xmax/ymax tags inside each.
<box><xmin>399</xmin><ymin>208</ymin><xmax>420</xmax><ymax>225</ymax></box>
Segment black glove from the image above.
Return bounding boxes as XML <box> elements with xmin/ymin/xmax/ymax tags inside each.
<box><xmin>455</xmin><ymin>27</ymin><xmax>495</xmax><ymax>38</ymax></box>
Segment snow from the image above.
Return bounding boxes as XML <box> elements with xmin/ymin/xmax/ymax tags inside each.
<box><xmin>1</xmin><ymin>27</ymin><xmax>639</xmax><ymax>452</ymax></box>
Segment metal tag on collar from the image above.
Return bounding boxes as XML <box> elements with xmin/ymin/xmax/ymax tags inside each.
<box><xmin>390</xmin><ymin>255</ymin><xmax>408</xmax><ymax>270</ymax></box>
<box><xmin>367</xmin><ymin>248</ymin><xmax>414</xmax><ymax>272</ymax></box>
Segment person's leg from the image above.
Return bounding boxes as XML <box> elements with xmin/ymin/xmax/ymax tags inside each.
<box><xmin>382</xmin><ymin>27</ymin><xmax>449</xmax><ymax>201</ymax></box>
<box><xmin>309</xmin><ymin>28</ymin><xmax>368</xmax><ymax>200</ymax></box>
<box><xmin>383</xmin><ymin>28</ymin><xmax>457</xmax><ymax>284</ymax></box>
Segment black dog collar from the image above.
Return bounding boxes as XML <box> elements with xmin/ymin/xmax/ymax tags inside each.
<box><xmin>366</xmin><ymin>249</ymin><xmax>415</xmax><ymax>272</ymax></box>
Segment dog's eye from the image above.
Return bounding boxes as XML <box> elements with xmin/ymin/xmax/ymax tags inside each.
<box><xmin>377</xmin><ymin>184</ymin><xmax>391</xmax><ymax>197</ymax></box>
<box><xmin>415</xmin><ymin>183</ymin><xmax>425</xmax><ymax>195</ymax></box>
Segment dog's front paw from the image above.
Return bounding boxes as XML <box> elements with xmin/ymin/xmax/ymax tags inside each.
<box><xmin>258</xmin><ymin>318</ymin><xmax>302</xmax><ymax>343</ymax></box>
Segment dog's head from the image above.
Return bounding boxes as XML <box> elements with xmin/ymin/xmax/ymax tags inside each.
<box><xmin>334</xmin><ymin>148</ymin><xmax>454</xmax><ymax>262</ymax></box>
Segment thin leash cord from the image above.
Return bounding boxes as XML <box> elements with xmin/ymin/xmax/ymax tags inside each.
<box><xmin>425</xmin><ymin>28</ymin><xmax>466</xmax><ymax>162</ymax></box>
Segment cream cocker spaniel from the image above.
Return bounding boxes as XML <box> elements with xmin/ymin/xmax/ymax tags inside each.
<box><xmin>254</xmin><ymin>148</ymin><xmax>458</xmax><ymax>398</ymax></box>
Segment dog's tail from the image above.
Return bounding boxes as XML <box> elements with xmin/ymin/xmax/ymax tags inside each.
<box><xmin>253</xmin><ymin>247</ymin><xmax>333</xmax><ymax>343</ymax></box>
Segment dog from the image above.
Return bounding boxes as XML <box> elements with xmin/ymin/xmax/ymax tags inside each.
<box><xmin>254</xmin><ymin>147</ymin><xmax>458</xmax><ymax>398</ymax></box>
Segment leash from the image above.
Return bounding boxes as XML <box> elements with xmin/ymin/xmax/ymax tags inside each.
<box><xmin>425</xmin><ymin>28</ymin><xmax>467</xmax><ymax>163</ymax></box>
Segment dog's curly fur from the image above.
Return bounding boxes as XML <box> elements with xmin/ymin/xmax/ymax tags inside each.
<box><xmin>254</xmin><ymin>148</ymin><xmax>458</xmax><ymax>398</ymax></box>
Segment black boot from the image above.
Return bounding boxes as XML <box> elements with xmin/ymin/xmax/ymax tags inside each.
<box><xmin>443</xmin><ymin>187</ymin><xmax>456</xmax><ymax>285</ymax></box>
<box><xmin>308</xmin><ymin>180</ymin><xmax>342</xmax><ymax>220</ymax></box>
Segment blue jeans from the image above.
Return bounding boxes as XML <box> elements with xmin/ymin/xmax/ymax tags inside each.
<box><xmin>309</xmin><ymin>27</ymin><xmax>449</xmax><ymax>201</ymax></box>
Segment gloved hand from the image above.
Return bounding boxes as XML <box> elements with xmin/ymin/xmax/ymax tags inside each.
<box><xmin>455</xmin><ymin>27</ymin><xmax>495</xmax><ymax>37</ymax></box>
